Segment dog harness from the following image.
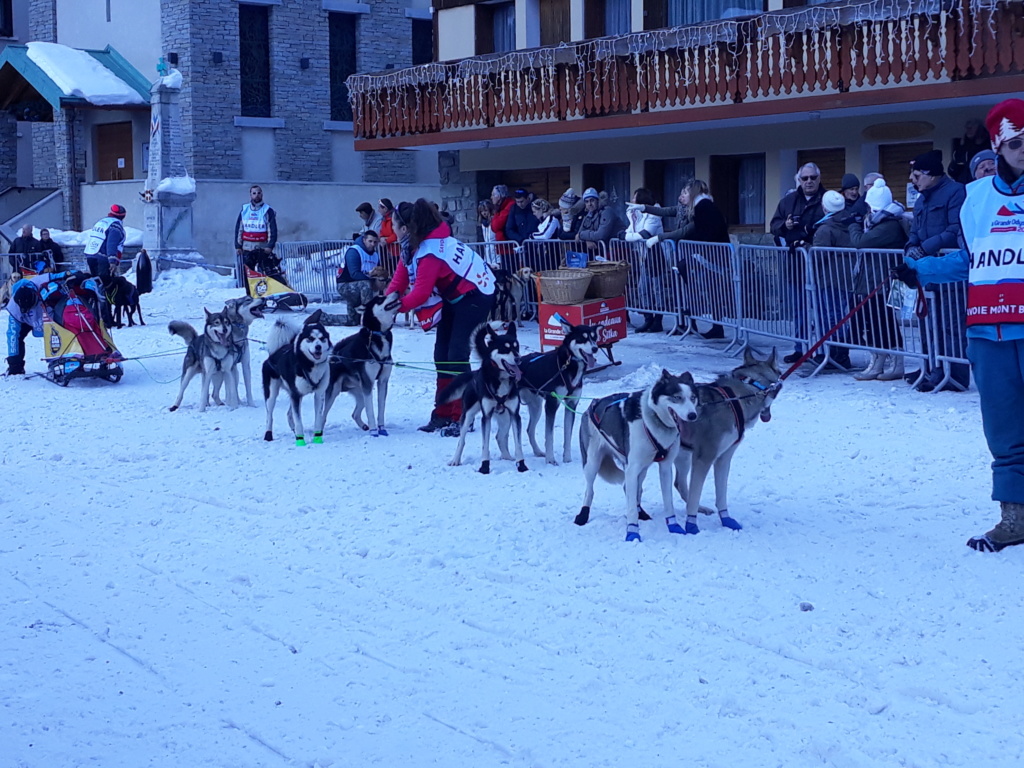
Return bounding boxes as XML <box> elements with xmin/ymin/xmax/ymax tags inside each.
<box><xmin>711</xmin><ymin>385</ymin><xmax>747</xmax><ymax>445</ymax></box>
<box><xmin>484</xmin><ymin>361</ymin><xmax>516</xmax><ymax>413</ymax></box>
<box><xmin>589</xmin><ymin>393</ymin><xmax>670</xmax><ymax>462</ymax></box>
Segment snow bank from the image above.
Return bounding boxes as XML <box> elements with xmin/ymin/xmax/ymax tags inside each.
<box><xmin>160</xmin><ymin>68</ymin><xmax>183</xmax><ymax>90</ymax></box>
<box><xmin>156</xmin><ymin>175</ymin><xmax>196</xmax><ymax>196</ymax></box>
<box><xmin>26</xmin><ymin>42</ymin><xmax>147</xmax><ymax>106</ymax></box>
<box><xmin>49</xmin><ymin>225</ymin><xmax>144</xmax><ymax>248</ymax></box>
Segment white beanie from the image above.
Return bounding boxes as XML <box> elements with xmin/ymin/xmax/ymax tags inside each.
<box><xmin>822</xmin><ymin>190</ymin><xmax>845</xmax><ymax>214</ymax></box>
<box><xmin>864</xmin><ymin>179</ymin><xmax>893</xmax><ymax>212</ymax></box>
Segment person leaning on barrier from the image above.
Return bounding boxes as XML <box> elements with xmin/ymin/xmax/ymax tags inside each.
<box><xmin>893</xmin><ymin>98</ymin><xmax>1024</xmax><ymax>553</ymax></box>
<box><xmin>846</xmin><ymin>178</ymin><xmax>909</xmax><ymax>381</ymax></box>
<box><xmin>554</xmin><ymin>188</ymin><xmax>584</xmax><ymax>241</ymax></box>
<box><xmin>809</xmin><ymin>191</ymin><xmax>854</xmax><ymax>370</ymax></box>
<box><xmin>623</xmin><ymin>188</ymin><xmax>665</xmax><ymax>334</ymax></box>
<box><xmin>840</xmin><ymin>173</ymin><xmax>870</xmax><ymax>221</ymax></box>
<box><xmin>528</xmin><ymin>199</ymin><xmax>560</xmax><ymax>241</ymax></box>
<box><xmin>38</xmin><ymin>229</ymin><xmax>64</xmax><ymax>271</ymax></box>
<box><xmin>235</xmin><ymin>184</ymin><xmax>281</xmax><ymax>280</ymax></box>
<box><xmin>577</xmin><ymin>188</ymin><xmax>622</xmax><ymax>251</ymax></box>
<box><xmin>9</xmin><ymin>224</ymin><xmax>40</xmax><ymax>272</ymax></box>
<box><xmin>505</xmin><ymin>188</ymin><xmax>539</xmax><ymax>245</ymax></box>
<box><xmin>770</xmin><ymin>163</ymin><xmax>827</xmax><ymax>249</ymax></box>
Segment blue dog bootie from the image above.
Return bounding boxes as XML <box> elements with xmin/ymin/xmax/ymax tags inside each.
<box><xmin>625</xmin><ymin>523</ymin><xmax>641</xmax><ymax>542</ymax></box>
<box><xmin>718</xmin><ymin>508</ymin><xmax>742</xmax><ymax>530</ymax></box>
<box><xmin>665</xmin><ymin>515</ymin><xmax>686</xmax><ymax>535</ymax></box>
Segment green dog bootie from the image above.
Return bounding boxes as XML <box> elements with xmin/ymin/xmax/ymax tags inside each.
<box><xmin>312</xmin><ymin>432</ymin><xmax>323</xmax><ymax>444</ymax></box>
<box><xmin>295</xmin><ymin>435</ymin><xmax>306</xmax><ymax>447</ymax></box>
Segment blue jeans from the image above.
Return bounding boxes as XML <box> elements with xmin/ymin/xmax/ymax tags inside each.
<box><xmin>967</xmin><ymin>338</ymin><xmax>1024</xmax><ymax>503</ymax></box>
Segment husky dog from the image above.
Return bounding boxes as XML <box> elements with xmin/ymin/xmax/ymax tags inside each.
<box><xmin>323</xmin><ymin>292</ymin><xmax>400</xmax><ymax>437</ymax></box>
<box><xmin>168</xmin><ymin>308</ymin><xmax>240</xmax><ymax>412</ymax></box>
<box><xmin>575</xmin><ymin>369</ymin><xmax>699</xmax><ymax>542</ymax></box>
<box><xmin>673</xmin><ymin>346</ymin><xmax>782</xmax><ymax>534</ymax></box>
<box><xmin>213</xmin><ymin>295</ymin><xmax>267</xmax><ymax>407</ymax></box>
<box><xmin>519</xmin><ymin>319</ymin><xmax>599</xmax><ymax>465</ymax></box>
<box><xmin>437</xmin><ymin>321</ymin><xmax>529</xmax><ymax>475</ymax></box>
<box><xmin>100</xmin><ymin>273</ymin><xmax>144</xmax><ymax>328</ymax></box>
<box><xmin>262</xmin><ymin>310</ymin><xmax>332</xmax><ymax>445</ymax></box>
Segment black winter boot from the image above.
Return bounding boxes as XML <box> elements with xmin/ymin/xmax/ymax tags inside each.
<box><xmin>5</xmin><ymin>356</ymin><xmax>25</xmax><ymax>375</ymax></box>
<box><xmin>647</xmin><ymin>314</ymin><xmax>663</xmax><ymax>333</ymax></box>
<box><xmin>636</xmin><ymin>314</ymin><xmax>655</xmax><ymax>333</ymax></box>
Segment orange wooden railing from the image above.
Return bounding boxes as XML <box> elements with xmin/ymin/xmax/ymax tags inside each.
<box><xmin>349</xmin><ymin>0</ymin><xmax>1024</xmax><ymax>141</ymax></box>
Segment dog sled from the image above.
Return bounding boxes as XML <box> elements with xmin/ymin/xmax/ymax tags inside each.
<box><xmin>40</xmin><ymin>275</ymin><xmax>124</xmax><ymax>386</ymax></box>
<box><xmin>244</xmin><ymin>266</ymin><xmax>308</xmax><ymax>312</ymax></box>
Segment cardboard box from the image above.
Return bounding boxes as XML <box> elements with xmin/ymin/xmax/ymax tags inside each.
<box><xmin>538</xmin><ymin>296</ymin><xmax>628</xmax><ymax>351</ymax></box>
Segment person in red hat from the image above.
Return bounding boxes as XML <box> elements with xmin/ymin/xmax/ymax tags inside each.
<box><xmin>894</xmin><ymin>98</ymin><xmax>1024</xmax><ymax>552</ymax></box>
<box><xmin>83</xmin><ymin>203</ymin><xmax>128</xmax><ymax>278</ymax></box>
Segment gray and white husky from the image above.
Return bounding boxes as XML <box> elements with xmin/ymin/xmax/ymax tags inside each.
<box><xmin>673</xmin><ymin>346</ymin><xmax>782</xmax><ymax>534</ymax></box>
<box><xmin>323</xmin><ymin>292</ymin><xmax>400</xmax><ymax>436</ymax></box>
<box><xmin>168</xmin><ymin>308</ymin><xmax>240</xmax><ymax>412</ymax></box>
<box><xmin>262</xmin><ymin>310</ymin><xmax>332</xmax><ymax>445</ymax></box>
<box><xmin>575</xmin><ymin>369</ymin><xmax>699</xmax><ymax>542</ymax></box>
<box><xmin>214</xmin><ymin>295</ymin><xmax>267</xmax><ymax>407</ymax></box>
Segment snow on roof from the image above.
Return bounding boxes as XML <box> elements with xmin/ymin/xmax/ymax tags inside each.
<box><xmin>25</xmin><ymin>41</ymin><xmax>147</xmax><ymax>107</ymax></box>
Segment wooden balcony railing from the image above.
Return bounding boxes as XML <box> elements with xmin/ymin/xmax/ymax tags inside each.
<box><xmin>349</xmin><ymin>0</ymin><xmax>1024</xmax><ymax>142</ymax></box>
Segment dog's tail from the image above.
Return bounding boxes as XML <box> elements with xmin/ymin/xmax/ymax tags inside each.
<box><xmin>436</xmin><ymin>371</ymin><xmax>473</xmax><ymax>405</ymax></box>
<box><xmin>168</xmin><ymin>320</ymin><xmax>197</xmax><ymax>343</ymax></box>
<box><xmin>265</xmin><ymin>317</ymin><xmax>300</xmax><ymax>355</ymax></box>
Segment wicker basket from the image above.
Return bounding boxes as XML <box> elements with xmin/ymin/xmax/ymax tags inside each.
<box><xmin>585</xmin><ymin>260</ymin><xmax>629</xmax><ymax>299</ymax></box>
<box><xmin>536</xmin><ymin>269</ymin><xmax>593</xmax><ymax>305</ymax></box>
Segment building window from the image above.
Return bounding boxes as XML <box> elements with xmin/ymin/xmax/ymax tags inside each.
<box><xmin>540</xmin><ymin>0</ymin><xmax>571</xmax><ymax>46</ymax></box>
<box><xmin>643</xmin><ymin>0</ymin><xmax>764</xmax><ymax>29</ymax></box>
<box><xmin>585</xmin><ymin>0</ymin><xmax>630</xmax><ymax>38</ymax></box>
<box><xmin>583</xmin><ymin>162</ymin><xmax>631</xmax><ymax>224</ymax></box>
<box><xmin>645</xmin><ymin>158</ymin><xmax>695</xmax><ymax>208</ymax></box>
<box><xmin>239</xmin><ymin>4</ymin><xmax>271</xmax><ymax>118</ymax></box>
<box><xmin>710</xmin><ymin>153</ymin><xmax>765</xmax><ymax>229</ymax></box>
<box><xmin>476</xmin><ymin>1</ymin><xmax>516</xmax><ymax>55</ymax></box>
<box><xmin>329</xmin><ymin>12</ymin><xmax>358</xmax><ymax>122</ymax></box>
<box><xmin>412</xmin><ymin>18</ymin><xmax>433</xmax><ymax>65</ymax></box>
<box><xmin>0</xmin><ymin>0</ymin><xmax>14</xmax><ymax>38</ymax></box>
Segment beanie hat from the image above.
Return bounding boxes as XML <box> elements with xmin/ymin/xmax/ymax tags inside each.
<box><xmin>582</xmin><ymin>187</ymin><xmax>599</xmax><ymax>201</ymax></box>
<box><xmin>559</xmin><ymin>188</ymin><xmax>580</xmax><ymax>208</ymax></box>
<box><xmin>969</xmin><ymin>149</ymin><xmax>998</xmax><ymax>178</ymax></box>
<box><xmin>822</xmin><ymin>190</ymin><xmax>845</xmax><ymax>214</ymax></box>
<box><xmin>864</xmin><ymin>178</ymin><xmax>893</xmax><ymax>212</ymax></box>
<box><xmin>910</xmin><ymin>149</ymin><xmax>944</xmax><ymax>176</ymax></box>
<box><xmin>109</xmin><ymin>204</ymin><xmax>127</xmax><ymax>219</ymax></box>
<box><xmin>986</xmin><ymin>98</ymin><xmax>1024</xmax><ymax>152</ymax></box>
<box><xmin>840</xmin><ymin>173</ymin><xmax>860</xmax><ymax>192</ymax></box>
<box><xmin>13</xmin><ymin>284</ymin><xmax>38</xmax><ymax>313</ymax></box>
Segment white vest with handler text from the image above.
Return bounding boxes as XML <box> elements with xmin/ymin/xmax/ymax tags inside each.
<box><xmin>961</xmin><ymin>178</ymin><xmax>1024</xmax><ymax>326</ymax></box>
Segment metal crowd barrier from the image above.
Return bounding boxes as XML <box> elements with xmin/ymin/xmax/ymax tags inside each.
<box><xmin>607</xmin><ymin>239</ymin><xmax>684</xmax><ymax>332</ymax></box>
<box><xmin>926</xmin><ymin>278</ymin><xmax>970</xmax><ymax>391</ymax></box>
<box><xmin>733</xmin><ymin>244</ymin><xmax>811</xmax><ymax>353</ymax></box>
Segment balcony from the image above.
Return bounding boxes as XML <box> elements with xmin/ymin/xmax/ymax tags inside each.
<box><xmin>350</xmin><ymin>0</ymin><xmax>1024</xmax><ymax>147</ymax></box>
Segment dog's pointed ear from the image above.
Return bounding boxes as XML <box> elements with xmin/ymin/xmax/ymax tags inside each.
<box><xmin>742</xmin><ymin>345</ymin><xmax>757</xmax><ymax>367</ymax></box>
<box><xmin>305</xmin><ymin>309</ymin><xmax>323</xmax><ymax>325</ymax></box>
<box><xmin>768</xmin><ymin>346</ymin><xmax>778</xmax><ymax>368</ymax></box>
<box><xmin>506</xmin><ymin>322</ymin><xmax>518</xmax><ymax>338</ymax></box>
<box><xmin>661</xmin><ymin>368</ymin><xmax>672</xmax><ymax>380</ymax></box>
<box><xmin>204</xmin><ymin>307</ymin><xmax>212</xmax><ymax>319</ymax></box>
<box><xmin>679</xmin><ymin>370</ymin><xmax>695</xmax><ymax>386</ymax></box>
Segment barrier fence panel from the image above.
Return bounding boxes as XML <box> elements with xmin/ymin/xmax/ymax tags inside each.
<box><xmin>277</xmin><ymin>241</ymin><xmax>329</xmax><ymax>302</ymax></box>
<box><xmin>608</xmin><ymin>238</ymin><xmax>682</xmax><ymax>331</ymax></box>
<box><xmin>805</xmin><ymin>246</ymin><xmax>864</xmax><ymax>374</ymax></box>
<box><xmin>734</xmin><ymin>244</ymin><xmax>812</xmax><ymax>353</ymax></box>
<box><xmin>321</xmin><ymin>239</ymin><xmax>356</xmax><ymax>301</ymax></box>
<box><xmin>928</xmin><ymin>278</ymin><xmax>971</xmax><ymax>391</ymax></box>
<box><xmin>672</xmin><ymin>239</ymin><xmax>743</xmax><ymax>349</ymax></box>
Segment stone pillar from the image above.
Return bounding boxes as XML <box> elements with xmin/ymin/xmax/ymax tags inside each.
<box><xmin>438</xmin><ymin>150</ymin><xmax>479</xmax><ymax>242</ymax></box>
<box><xmin>28</xmin><ymin>0</ymin><xmax>57</xmax><ymax>41</ymax></box>
<box><xmin>142</xmin><ymin>73</ymin><xmax>197</xmax><ymax>263</ymax></box>
<box><xmin>53</xmin><ymin>109</ymin><xmax>85</xmax><ymax>230</ymax></box>
<box><xmin>0</xmin><ymin>112</ymin><xmax>17</xmax><ymax>189</ymax></box>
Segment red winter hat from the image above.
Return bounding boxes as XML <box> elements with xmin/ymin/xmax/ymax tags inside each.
<box><xmin>109</xmin><ymin>204</ymin><xmax>127</xmax><ymax>218</ymax></box>
<box><xmin>986</xmin><ymin>99</ymin><xmax>1024</xmax><ymax>152</ymax></box>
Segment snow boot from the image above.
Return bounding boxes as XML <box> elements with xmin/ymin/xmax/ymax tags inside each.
<box><xmin>5</xmin><ymin>356</ymin><xmax>25</xmax><ymax>376</ymax></box>
<box><xmin>876</xmin><ymin>355</ymin><xmax>905</xmax><ymax>382</ymax></box>
<box><xmin>636</xmin><ymin>314</ymin><xmax>655</xmax><ymax>333</ymax></box>
<box><xmin>967</xmin><ymin>502</ymin><xmax>1024</xmax><ymax>552</ymax></box>
<box><xmin>699</xmin><ymin>323</ymin><xmax>725</xmax><ymax>340</ymax></box>
<box><xmin>420</xmin><ymin>376</ymin><xmax>456</xmax><ymax>432</ymax></box>
<box><xmin>783</xmin><ymin>349</ymin><xmax>804</xmax><ymax>365</ymax></box>
<box><xmin>854</xmin><ymin>354</ymin><xmax>885</xmax><ymax>381</ymax></box>
<box><xmin>646</xmin><ymin>314</ymin><xmax>663</xmax><ymax>333</ymax></box>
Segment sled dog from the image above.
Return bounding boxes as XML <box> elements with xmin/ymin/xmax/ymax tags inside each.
<box><xmin>262</xmin><ymin>310</ymin><xmax>332</xmax><ymax>445</ymax></box>
<box><xmin>323</xmin><ymin>292</ymin><xmax>400</xmax><ymax>436</ymax></box>
<box><xmin>213</xmin><ymin>295</ymin><xmax>267</xmax><ymax>407</ymax></box>
<box><xmin>519</xmin><ymin>319</ymin><xmax>599</xmax><ymax>465</ymax></box>
<box><xmin>100</xmin><ymin>273</ymin><xmax>144</xmax><ymax>328</ymax></box>
<box><xmin>575</xmin><ymin>369</ymin><xmax>699</xmax><ymax>542</ymax></box>
<box><xmin>437</xmin><ymin>321</ymin><xmax>529</xmax><ymax>475</ymax></box>
<box><xmin>168</xmin><ymin>308</ymin><xmax>241</xmax><ymax>412</ymax></box>
<box><xmin>673</xmin><ymin>346</ymin><xmax>782</xmax><ymax>533</ymax></box>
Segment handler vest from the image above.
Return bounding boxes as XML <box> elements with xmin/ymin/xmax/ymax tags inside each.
<box><xmin>960</xmin><ymin>178</ymin><xmax>1024</xmax><ymax>326</ymax></box>
<box><xmin>83</xmin><ymin>217</ymin><xmax>121</xmax><ymax>256</ymax></box>
<box><xmin>337</xmin><ymin>243</ymin><xmax>379</xmax><ymax>283</ymax></box>
<box><xmin>406</xmin><ymin>236</ymin><xmax>495</xmax><ymax>330</ymax></box>
<box><xmin>239</xmin><ymin>203</ymin><xmax>271</xmax><ymax>245</ymax></box>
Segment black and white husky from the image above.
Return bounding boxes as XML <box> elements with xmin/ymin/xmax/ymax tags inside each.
<box><xmin>673</xmin><ymin>346</ymin><xmax>782</xmax><ymax>534</ymax></box>
<box><xmin>575</xmin><ymin>369</ymin><xmax>699</xmax><ymax>542</ymax></box>
<box><xmin>519</xmin><ymin>319</ymin><xmax>599</xmax><ymax>465</ymax></box>
<box><xmin>262</xmin><ymin>310</ymin><xmax>332</xmax><ymax>445</ymax></box>
<box><xmin>323</xmin><ymin>292</ymin><xmax>400</xmax><ymax>437</ymax></box>
<box><xmin>437</xmin><ymin>321</ymin><xmax>529</xmax><ymax>475</ymax></box>
<box><xmin>212</xmin><ymin>295</ymin><xmax>266</xmax><ymax>408</ymax></box>
<box><xmin>168</xmin><ymin>308</ymin><xmax>240</xmax><ymax>413</ymax></box>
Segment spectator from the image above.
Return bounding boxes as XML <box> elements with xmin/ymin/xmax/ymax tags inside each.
<box><xmin>771</xmin><ymin>163</ymin><xmax>826</xmax><ymax>363</ymax></box>
<box><xmin>623</xmin><ymin>188</ymin><xmax>665</xmax><ymax>333</ymax></box>
<box><xmin>377</xmin><ymin>198</ymin><xmax>397</xmax><ymax>245</ymax></box>
<box><xmin>906</xmin><ymin>148</ymin><xmax>969</xmax><ymax>392</ymax></box>
<box><xmin>970</xmin><ymin>150</ymin><xmax>997</xmax><ymax>180</ymax></box>
<box><xmin>478</xmin><ymin>200</ymin><xmax>496</xmax><ymax>244</ymax></box>
<box><xmin>894</xmin><ymin>99</ymin><xmax>1024</xmax><ymax>552</ymax></box>
<box><xmin>862</xmin><ymin>172</ymin><xmax>885</xmax><ymax>196</ymax></box>
<box><xmin>770</xmin><ymin>163</ymin><xmax>827</xmax><ymax>249</ymax></box>
<box><xmin>325</xmin><ymin>230</ymin><xmax>381</xmax><ymax>327</ymax></box>
<box><xmin>841</xmin><ymin>173</ymin><xmax>869</xmax><ymax>220</ymax></box>
<box><xmin>847</xmin><ymin>178</ymin><xmax>909</xmax><ymax>381</ymax></box>
<box><xmin>505</xmin><ymin>188</ymin><xmax>539</xmax><ymax>245</ymax></box>
<box><xmin>85</xmin><ymin>204</ymin><xmax>128</xmax><ymax>281</ymax></box>
<box><xmin>947</xmin><ymin>118</ymin><xmax>991</xmax><ymax>184</ymax></box>
<box><xmin>813</xmin><ymin>191</ymin><xmax>853</xmax><ymax>248</ymax></box>
<box><xmin>38</xmin><ymin>229</ymin><xmax>65</xmax><ymax>271</ymax></box>
<box><xmin>642</xmin><ymin>179</ymin><xmax>730</xmax><ymax>245</ymax></box>
<box><xmin>385</xmin><ymin>199</ymin><xmax>496</xmax><ymax>435</ymax></box>
<box><xmin>578</xmin><ymin>188</ymin><xmax>622</xmax><ymax>250</ymax></box>
<box><xmin>811</xmin><ymin>191</ymin><xmax>854</xmax><ymax>369</ymax></box>
<box><xmin>489</xmin><ymin>185</ymin><xmax>515</xmax><ymax>243</ymax></box>
<box><xmin>355</xmin><ymin>202</ymin><xmax>383</xmax><ymax>238</ymax></box>
<box><xmin>555</xmin><ymin>188</ymin><xmax>584</xmax><ymax>241</ymax></box>
<box><xmin>9</xmin><ymin>225</ymin><xmax>40</xmax><ymax>272</ymax></box>
<box><xmin>529</xmin><ymin>199</ymin><xmax>559</xmax><ymax>240</ymax></box>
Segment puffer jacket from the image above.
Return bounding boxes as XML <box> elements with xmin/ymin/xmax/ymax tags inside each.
<box><xmin>907</xmin><ymin>175</ymin><xmax>966</xmax><ymax>255</ymax></box>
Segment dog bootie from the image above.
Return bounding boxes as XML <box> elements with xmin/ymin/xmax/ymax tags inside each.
<box><xmin>625</xmin><ymin>523</ymin><xmax>641</xmax><ymax>542</ymax></box>
<box><xmin>967</xmin><ymin>502</ymin><xmax>1024</xmax><ymax>552</ymax></box>
<box><xmin>312</xmin><ymin>432</ymin><xmax>324</xmax><ymax>444</ymax></box>
<box><xmin>718</xmin><ymin>509</ymin><xmax>743</xmax><ymax>530</ymax></box>
<box><xmin>666</xmin><ymin>515</ymin><xmax>685</xmax><ymax>535</ymax></box>
<box><xmin>684</xmin><ymin>515</ymin><xmax>700</xmax><ymax>535</ymax></box>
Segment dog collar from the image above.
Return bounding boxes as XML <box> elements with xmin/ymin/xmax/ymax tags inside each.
<box><xmin>736</xmin><ymin>374</ymin><xmax>781</xmax><ymax>396</ymax></box>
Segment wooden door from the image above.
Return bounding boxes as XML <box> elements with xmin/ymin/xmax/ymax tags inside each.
<box><xmin>95</xmin><ymin>122</ymin><xmax>134</xmax><ymax>181</ymax></box>
<box><xmin>796</xmin><ymin>147</ymin><xmax>845</xmax><ymax>195</ymax></box>
<box><xmin>879</xmin><ymin>141</ymin><xmax>932</xmax><ymax>206</ymax></box>
<box><xmin>502</xmin><ymin>167</ymin><xmax>571</xmax><ymax>206</ymax></box>
<box><xmin>540</xmin><ymin>0</ymin><xmax>571</xmax><ymax>46</ymax></box>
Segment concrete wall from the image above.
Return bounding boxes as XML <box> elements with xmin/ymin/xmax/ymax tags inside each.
<box><xmin>55</xmin><ymin>0</ymin><xmax>160</xmax><ymax>77</ymax></box>
<box><xmin>79</xmin><ymin>179</ymin><xmax>442</xmax><ymax>265</ymax></box>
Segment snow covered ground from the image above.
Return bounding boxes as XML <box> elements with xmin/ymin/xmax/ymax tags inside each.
<box><xmin>2</xmin><ymin>268</ymin><xmax>1021</xmax><ymax>768</ymax></box>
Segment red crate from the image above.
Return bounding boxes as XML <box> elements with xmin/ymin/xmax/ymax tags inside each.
<box><xmin>538</xmin><ymin>296</ymin><xmax>628</xmax><ymax>352</ymax></box>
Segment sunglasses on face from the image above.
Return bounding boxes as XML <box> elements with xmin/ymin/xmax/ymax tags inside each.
<box><xmin>1006</xmin><ymin>138</ymin><xmax>1024</xmax><ymax>151</ymax></box>
<box><xmin>800</xmin><ymin>175</ymin><xmax>819</xmax><ymax>181</ymax></box>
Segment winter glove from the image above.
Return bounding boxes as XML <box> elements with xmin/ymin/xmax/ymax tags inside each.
<box><xmin>904</xmin><ymin>246</ymin><xmax>926</xmax><ymax>261</ymax></box>
<box><xmin>626</xmin><ymin>203</ymin><xmax>645</xmax><ymax>214</ymax></box>
<box><xmin>892</xmin><ymin>262</ymin><xmax>920</xmax><ymax>289</ymax></box>
<box><xmin>646</xmin><ymin>235</ymin><xmax>660</xmax><ymax>248</ymax></box>
<box><xmin>624</xmin><ymin>232</ymin><xmax>642</xmax><ymax>242</ymax></box>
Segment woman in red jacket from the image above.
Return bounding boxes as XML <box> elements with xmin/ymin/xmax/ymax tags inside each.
<box><xmin>378</xmin><ymin>198</ymin><xmax>397</xmax><ymax>245</ymax></box>
<box><xmin>386</xmin><ymin>199</ymin><xmax>497</xmax><ymax>434</ymax></box>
